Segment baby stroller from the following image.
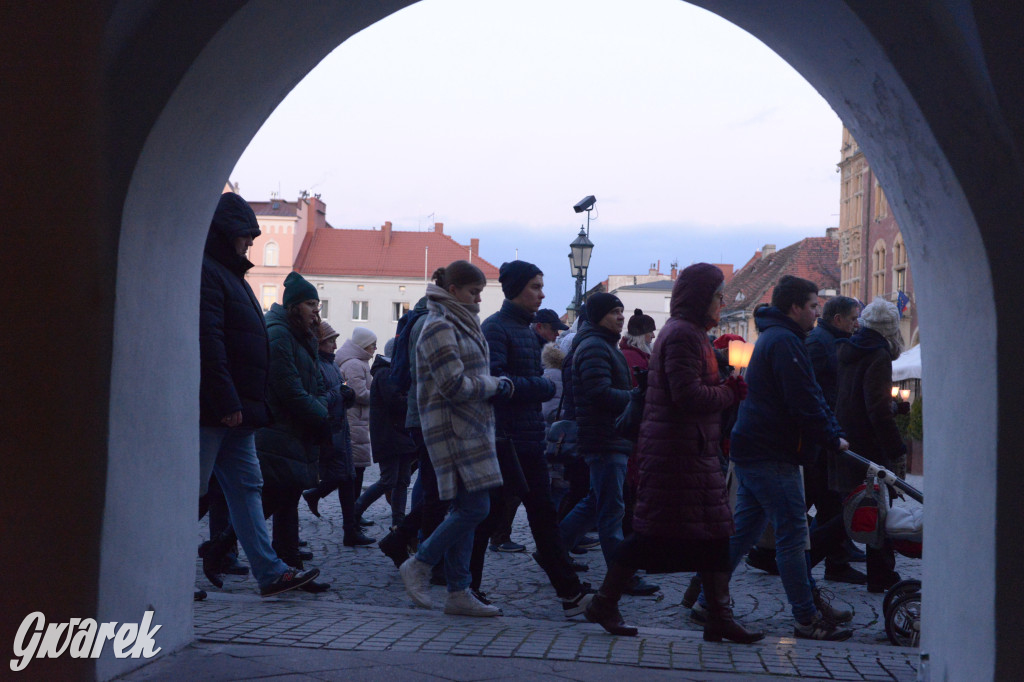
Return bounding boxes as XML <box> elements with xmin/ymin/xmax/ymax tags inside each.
<box><xmin>841</xmin><ymin>449</ymin><xmax>923</xmax><ymax>647</ymax></box>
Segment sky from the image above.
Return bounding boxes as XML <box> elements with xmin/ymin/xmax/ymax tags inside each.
<box><xmin>231</xmin><ymin>0</ymin><xmax>844</xmax><ymax>311</ymax></box>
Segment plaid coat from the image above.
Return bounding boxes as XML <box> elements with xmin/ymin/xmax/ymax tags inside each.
<box><xmin>416</xmin><ymin>288</ymin><xmax>503</xmax><ymax>500</ymax></box>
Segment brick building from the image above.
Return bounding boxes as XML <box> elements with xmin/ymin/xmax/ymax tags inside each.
<box><xmin>712</xmin><ymin>230</ymin><xmax>840</xmax><ymax>342</ymax></box>
<box><xmin>837</xmin><ymin>127</ymin><xmax>919</xmax><ymax>346</ymax></box>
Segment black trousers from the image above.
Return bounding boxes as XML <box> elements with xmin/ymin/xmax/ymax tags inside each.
<box><xmin>516</xmin><ymin>443</ymin><xmax>583</xmax><ymax>598</ymax></box>
<box><xmin>263</xmin><ymin>483</ymin><xmax>302</xmax><ymax>566</ymax></box>
<box><xmin>393</xmin><ymin>429</ymin><xmax>448</xmax><ymax>547</ymax></box>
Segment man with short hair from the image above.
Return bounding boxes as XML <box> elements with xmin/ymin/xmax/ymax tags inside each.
<box><xmin>198</xmin><ymin>192</ymin><xmax>318</xmax><ymax>597</ymax></box>
<box><xmin>533</xmin><ymin>308</ymin><xmax>569</xmax><ymax>343</ymax></box>
<box><xmin>707</xmin><ymin>276</ymin><xmax>851</xmax><ymax>640</ymax></box>
<box><xmin>482</xmin><ymin>261</ymin><xmax>593</xmax><ymax>617</ymax></box>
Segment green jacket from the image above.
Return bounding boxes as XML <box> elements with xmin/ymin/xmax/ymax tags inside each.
<box><xmin>255</xmin><ymin>303</ymin><xmax>328</xmax><ymax>490</ymax></box>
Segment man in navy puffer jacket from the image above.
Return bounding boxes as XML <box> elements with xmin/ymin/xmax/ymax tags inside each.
<box><xmin>482</xmin><ymin>261</ymin><xmax>592</xmax><ymax>617</ymax></box>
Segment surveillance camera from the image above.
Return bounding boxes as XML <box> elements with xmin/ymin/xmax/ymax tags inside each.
<box><xmin>573</xmin><ymin>195</ymin><xmax>596</xmax><ymax>213</ymax></box>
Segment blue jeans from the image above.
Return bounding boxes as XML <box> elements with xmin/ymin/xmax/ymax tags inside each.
<box><xmin>726</xmin><ymin>459</ymin><xmax>815</xmax><ymax>622</ymax></box>
<box><xmin>415</xmin><ymin>480</ymin><xmax>490</xmax><ymax>592</ymax></box>
<box><xmin>558</xmin><ymin>453</ymin><xmax>627</xmax><ymax>566</ymax></box>
<box><xmin>355</xmin><ymin>452</ymin><xmax>415</xmax><ymax>526</ymax></box>
<box><xmin>199</xmin><ymin>426</ymin><xmax>291</xmax><ymax>588</ymax></box>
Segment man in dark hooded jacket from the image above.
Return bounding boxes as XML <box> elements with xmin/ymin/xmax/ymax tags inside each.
<box><xmin>198</xmin><ymin>192</ymin><xmax>318</xmax><ymax>597</ymax></box>
<box><xmin>482</xmin><ymin>260</ymin><xmax>592</xmax><ymax>618</ymax></box>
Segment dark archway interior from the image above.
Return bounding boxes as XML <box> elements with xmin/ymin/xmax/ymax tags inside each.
<box><xmin>4</xmin><ymin>2</ymin><xmax>1023</xmax><ymax>680</ymax></box>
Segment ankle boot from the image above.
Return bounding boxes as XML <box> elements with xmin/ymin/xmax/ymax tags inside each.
<box><xmin>700</xmin><ymin>572</ymin><xmax>764</xmax><ymax>644</ymax></box>
<box><xmin>302</xmin><ymin>488</ymin><xmax>321</xmax><ymax>518</ymax></box>
<box><xmin>681</xmin><ymin>574</ymin><xmax>703</xmax><ymax>608</ymax></box>
<box><xmin>584</xmin><ymin>562</ymin><xmax>638</xmax><ymax>636</ymax></box>
<box><xmin>198</xmin><ymin>527</ymin><xmax>237</xmax><ymax>588</ymax></box>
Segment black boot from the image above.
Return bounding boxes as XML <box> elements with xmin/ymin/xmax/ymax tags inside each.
<box><xmin>198</xmin><ymin>527</ymin><xmax>237</xmax><ymax>588</ymax></box>
<box><xmin>378</xmin><ymin>529</ymin><xmax>410</xmax><ymax>568</ymax></box>
<box><xmin>344</xmin><ymin>530</ymin><xmax>376</xmax><ymax>547</ymax></box>
<box><xmin>701</xmin><ymin>572</ymin><xmax>764</xmax><ymax>644</ymax></box>
<box><xmin>584</xmin><ymin>563</ymin><xmax>638</xmax><ymax>636</ymax></box>
<box><xmin>302</xmin><ymin>488</ymin><xmax>321</xmax><ymax>518</ymax></box>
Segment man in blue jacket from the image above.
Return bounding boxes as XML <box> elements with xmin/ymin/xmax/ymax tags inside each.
<box><xmin>482</xmin><ymin>261</ymin><xmax>593</xmax><ymax>618</ymax></box>
<box><xmin>198</xmin><ymin>192</ymin><xmax>318</xmax><ymax>597</ymax></box>
<box><xmin>725</xmin><ymin>276</ymin><xmax>850</xmax><ymax>640</ymax></box>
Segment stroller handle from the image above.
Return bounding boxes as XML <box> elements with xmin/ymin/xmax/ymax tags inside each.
<box><xmin>841</xmin><ymin>449</ymin><xmax>924</xmax><ymax>504</ymax></box>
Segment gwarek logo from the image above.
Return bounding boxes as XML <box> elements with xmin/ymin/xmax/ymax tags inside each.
<box><xmin>10</xmin><ymin>611</ymin><xmax>162</xmax><ymax>672</ymax></box>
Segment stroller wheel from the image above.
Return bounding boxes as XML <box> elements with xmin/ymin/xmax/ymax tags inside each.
<box><xmin>885</xmin><ymin>592</ymin><xmax>922</xmax><ymax>647</ymax></box>
<box><xmin>883</xmin><ymin>579</ymin><xmax>922</xmax><ymax>619</ymax></box>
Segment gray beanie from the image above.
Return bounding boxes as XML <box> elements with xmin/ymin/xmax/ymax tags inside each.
<box><xmin>384</xmin><ymin>338</ymin><xmax>396</xmax><ymax>358</ymax></box>
<box><xmin>858</xmin><ymin>298</ymin><xmax>900</xmax><ymax>337</ymax></box>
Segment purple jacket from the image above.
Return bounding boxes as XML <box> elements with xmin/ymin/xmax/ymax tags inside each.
<box><xmin>633</xmin><ymin>264</ymin><xmax>735</xmax><ymax>541</ymax></box>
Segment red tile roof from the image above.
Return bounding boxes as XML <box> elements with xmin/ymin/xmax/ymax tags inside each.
<box><xmin>722</xmin><ymin>236</ymin><xmax>839</xmax><ymax>313</ymax></box>
<box><xmin>294</xmin><ymin>227</ymin><xmax>499</xmax><ymax>279</ymax></box>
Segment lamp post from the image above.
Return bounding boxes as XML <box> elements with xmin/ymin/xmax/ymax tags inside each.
<box><xmin>568</xmin><ymin>226</ymin><xmax>594</xmax><ymax>319</ymax></box>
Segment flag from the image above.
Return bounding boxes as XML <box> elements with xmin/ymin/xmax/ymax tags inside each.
<box><xmin>896</xmin><ymin>290</ymin><xmax>909</xmax><ymax>318</ymax></box>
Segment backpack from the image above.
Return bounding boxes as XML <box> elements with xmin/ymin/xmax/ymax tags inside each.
<box><xmin>388</xmin><ymin>305</ymin><xmax>428</xmax><ymax>393</ymax></box>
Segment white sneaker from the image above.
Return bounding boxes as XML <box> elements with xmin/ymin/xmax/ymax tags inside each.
<box><xmin>399</xmin><ymin>557</ymin><xmax>433</xmax><ymax>609</ymax></box>
<box><xmin>444</xmin><ymin>589</ymin><xmax>501</xmax><ymax>617</ymax></box>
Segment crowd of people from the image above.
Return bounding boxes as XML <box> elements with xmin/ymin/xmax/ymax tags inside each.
<box><xmin>196</xmin><ymin>192</ymin><xmax>910</xmax><ymax>642</ymax></box>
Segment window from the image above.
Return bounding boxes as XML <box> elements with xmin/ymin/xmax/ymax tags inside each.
<box><xmin>872</xmin><ymin>241</ymin><xmax>887</xmax><ymax>298</ymax></box>
<box><xmin>392</xmin><ymin>301</ymin><xmax>410</xmax><ymax>322</ymax></box>
<box><xmin>893</xmin><ymin>234</ymin><xmax>908</xmax><ymax>293</ymax></box>
<box><xmin>260</xmin><ymin>285</ymin><xmax>277</xmax><ymax>311</ymax></box>
<box><xmin>319</xmin><ymin>299</ymin><xmax>329</xmax><ymax>319</ymax></box>
<box><xmin>352</xmin><ymin>300</ymin><xmax>368</xmax><ymax>321</ymax></box>
<box><xmin>263</xmin><ymin>241</ymin><xmax>279</xmax><ymax>266</ymax></box>
<box><xmin>874</xmin><ymin>182</ymin><xmax>889</xmax><ymax>220</ymax></box>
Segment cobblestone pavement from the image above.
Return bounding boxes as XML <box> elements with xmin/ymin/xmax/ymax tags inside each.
<box><xmin>191</xmin><ymin>470</ymin><xmax>922</xmax><ymax>680</ymax></box>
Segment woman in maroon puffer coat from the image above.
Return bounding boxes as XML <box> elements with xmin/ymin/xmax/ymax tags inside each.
<box><xmin>584</xmin><ymin>263</ymin><xmax>762</xmax><ymax>644</ymax></box>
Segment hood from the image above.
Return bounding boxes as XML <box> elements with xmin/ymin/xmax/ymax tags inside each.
<box><xmin>336</xmin><ymin>337</ymin><xmax>371</xmax><ymax>365</ymax></box>
<box><xmin>754</xmin><ymin>305</ymin><xmax>806</xmax><ymax>338</ymax></box>
<box><xmin>204</xmin><ymin>193</ymin><xmax>260</xmax><ymax>272</ymax></box>
<box><xmin>318</xmin><ymin>349</ymin><xmax>336</xmax><ymax>363</ymax></box>
<box><xmin>671</xmin><ymin>263</ymin><xmax>725</xmax><ymax>328</ymax></box>
<box><xmin>837</xmin><ymin>327</ymin><xmax>889</xmax><ymax>363</ymax></box>
<box><xmin>265</xmin><ymin>302</ymin><xmax>289</xmax><ymax>329</ymax></box>
<box><xmin>619</xmin><ymin>336</ymin><xmax>649</xmax><ymax>358</ymax></box>
<box><xmin>370</xmin><ymin>354</ymin><xmax>391</xmax><ymax>376</ymax></box>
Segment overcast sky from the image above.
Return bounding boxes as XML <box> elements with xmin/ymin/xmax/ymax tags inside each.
<box><xmin>231</xmin><ymin>0</ymin><xmax>843</xmax><ymax>311</ymax></box>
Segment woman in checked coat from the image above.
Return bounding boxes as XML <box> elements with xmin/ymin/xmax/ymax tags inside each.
<box><xmin>397</xmin><ymin>261</ymin><xmax>513</xmax><ymax>617</ymax></box>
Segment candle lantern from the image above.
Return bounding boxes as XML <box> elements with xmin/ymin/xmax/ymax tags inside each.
<box><xmin>900</xmin><ymin>389</ymin><xmax>911</xmax><ymax>402</ymax></box>
<box><xmin>728</xmin><ymin>339</ymin><xmax>755</xmax><ymax>369</ymax></box>
<box><xmin>891</xmin><ymin>386</ymin><xmax>900</xmax><ymax>398</ymax></box>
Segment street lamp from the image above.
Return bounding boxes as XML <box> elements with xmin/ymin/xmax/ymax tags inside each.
<box><xmin>568</xmin><ymin>226</ymin><xmax>594</xmax><ymax>316</ymax></box>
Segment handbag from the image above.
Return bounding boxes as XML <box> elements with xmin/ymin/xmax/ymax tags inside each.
<box><xmin>496</xmin><ymin>436</ymin><xmax>530</xmax><ymax>497</ymax></box>
<box><xmin>544</xmin><ymin>390</ymin><xmax>579</xmax><ymax>464</ymax></box>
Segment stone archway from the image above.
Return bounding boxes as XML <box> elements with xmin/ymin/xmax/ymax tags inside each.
<box><xmin>6</xmin><ymin>2</ymin><xmax>1023</xmax><ymax>680</ymax></box>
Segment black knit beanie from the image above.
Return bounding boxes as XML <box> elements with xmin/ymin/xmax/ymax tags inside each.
<box><xmin>499</xmin><ymin>260</ymin><xmax>543</xmax><ymax>299</ymax></box>
<box><xmin>586</xmin><ymin>292</ymin><xmax>624</xmax><ymax>326</ymax></box>
<box><xmin>627</xmin><ymin>308</ymin><xmax>656</xmax><ymax>335</ymax></box>
<box><xmin>283</xmin><ymin>271</ymin><xmax>318</xmax><ymax>307</ymax></box>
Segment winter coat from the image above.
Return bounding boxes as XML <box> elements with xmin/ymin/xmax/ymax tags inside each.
<box><xmin>317</xmin><ymin>350</ymin><xmax>356</xmax><ymax>482</ymax></box>
<box><xmin>198</xmin><ymin>197</ymin><xmax>270</xmax><ymax>429</ymax></box>
<box><xmin>416</xmin><ymin>284</ymin><xmax>503</xmax><ymax>500</ymax></box>
<box><xmin>619</xmin><ymin>337</ymin><xmax>651</xmax><ymax>387</ymax></box>
<box><xmin>633</xmin><ymin>264</ymin><xmax>735</xmax><ymax>540</ymax></box>
<box><xmin>335</xmin><ymin>338</ymin><xmax>373</xmax><ymax>468</ymax></box>
<box><xmin>832</xmin><ymin>328</ymin><xmax>907</xmax><ymax>492</ymax></box>
<box><xmin>256</xmin><ymin>303</ymin><xmax>328</xmax><ymax>490</ymax></box>
<box><xmin>729</xmin><ymin>306</ymin><xmax>844</xmax><ymax>468</ymax></box>
<box><xmin>482</xmin><ymin>300</ymin><xmax>556</xmax><ymax>457</ymax></box>
<box><xmin>369</xmin><ymin>355</ymin><xmax>417</xmax><ymax>463</ymax></box>
<box><xmin>572</xmin><ymin>324</ymin><xmax>633</xmax><ymax>459</ymax></box>
<box><xmin>805</xmin><ymin>318</ymin><xmax>850</xmax><ymax>410</ymax></box>
<box><xmin>559</xmin><ymin>323</ymin><xmax>589</xmax><ymax>421</ymax></box>
<box><xmin>403</xmin><ymin>296</ymin><xmax>429</xmax><ymax>429</ymax></box>
<box><xmin>540</xmin><ymin>342</ymin><xmax>565</xmax><ymax>422</ymax></box>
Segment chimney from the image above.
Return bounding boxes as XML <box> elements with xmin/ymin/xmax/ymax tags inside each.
<box><xmin>670</xmin><ymin>263</ymin><xmax>678</xmax><ymax>279</ymax></box>
<box><xmin>826</xmin><ymin>227</ymin><xmax>839</xmax><ymax>240</ymax></box>
<box><xmin>434</xmin><ymin>222</ymin><xmax>443</xmax><ymax>233</ymax></box>
<box><xmin>761</xmin><ymin>244</ymin><xmax>776</xmax><ymax>260</ymax></box>
<box><xmin>470</xmin><ymin>238</ymin><xmax>479</xmax><ymax>258</ymax></box>
<box><xmin>382</xmin><ymin>221</ymin><xmax>392</xmax><ymax>248</ymax></box>
<box><xmin>649</xmin><ymin>263</ymin><xmax>658</xmax><ymax>276</ymax></box>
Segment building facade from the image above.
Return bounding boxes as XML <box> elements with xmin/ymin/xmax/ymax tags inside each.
<box><xmin>837</xmin><ymin>127</ymin><xmax>919</xmax><ymax>346</ymax></box>
<box><xmin>712</xmin><ymin>231</ymin><xmax>840</xmax><ymax>342</ymax></box>
<box><xmin>295</xmin><ymin>221</ymin><xmax>503</xmax><ymax>345</ymax></box>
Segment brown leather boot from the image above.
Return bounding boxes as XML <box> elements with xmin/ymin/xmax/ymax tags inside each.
<box><xmin>700</xmin><ymin>572</ymin><xmax>765</xmax><ymax>644</ymax></box>
<box><xmin>584</xmin><ymin>562</ymin><xmax>639</xmax><ymax>636</ymax></box>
